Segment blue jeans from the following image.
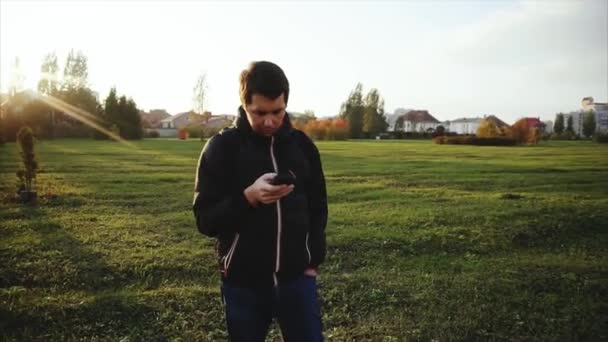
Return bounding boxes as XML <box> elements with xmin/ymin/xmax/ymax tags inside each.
<box><xmin>222</xmin><ymin>274</ymin><xmax>323</xmax><ymax>341</ymax></box>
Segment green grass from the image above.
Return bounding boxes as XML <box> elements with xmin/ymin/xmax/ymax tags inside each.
<box><xmin>1</xmin><ymin>138</ymin><xmax>607</xmax><ymax>340</ymax></box>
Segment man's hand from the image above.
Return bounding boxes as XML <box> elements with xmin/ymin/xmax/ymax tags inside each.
<box><xmin>304</xmin><ymin>268</ymin><xmax>318</xmax><ymax>277</ymax></box>
<box><xmin>244</xmin><ymin>173</ymin><xmax>294</xmax><ymax>207</ymax></box>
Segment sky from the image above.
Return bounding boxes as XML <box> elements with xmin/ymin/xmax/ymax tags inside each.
<box><xmin>1</xmin><ymin>0</ymin><xmax>607</xmax><ymax>123</ymax></box>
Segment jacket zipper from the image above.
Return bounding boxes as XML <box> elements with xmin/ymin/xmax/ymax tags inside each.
<box><xmin>306</xmin><ymin>232</ymin><xmax>312</xmax><ymax>264</ymax></box>
<box><xmin>270</xmin><ymin>136</ymin><xmax>281</xmax><ymax>287</ymax></box>
<box><xmin>224</xmin><ymin>234</ymin><xmax>240</xmax><ymax>276</ymax></box>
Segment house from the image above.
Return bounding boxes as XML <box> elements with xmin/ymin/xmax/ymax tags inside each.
<box><xmin>384</xmin><ymin>113</ymin><xmax>401</xmax><ymax>132</ymax></box>
<box><xmin>448</xmin><ymin>117</ymin><xmax>482</xmax><ymax>135</ymax></box>
<box><xmin>150</xmin><ymin>111</ymin><xmax>236</xmax><ymax>137</ymax></box>
<box><xmin>485</xmin><ymin>115</ymin><xmax>509</xmax><ymax>128</ymax></box>
<box><xmin>154</xmin><ymin>111</ymin><xmax>203</xmax><ymax>137</ymax></box>
<box><xmin>523</xmin><ymin>117</ymin><xmax>542</xmax><ymax>128</ymax></box>
<box><xmin>160</xmin><ymin>111</ymin><xmax>193</xmax><ymax>129</ymax></box>
<box><xmin>518</xmin><ymin>117</ymin><xmax>553</xmax><ymax>135</ymax></box>
<box><xmin>139</xmin><ymin>109</ymin><xmax>170</xmax><ymax>129</ymax></box>
<box><xmin>394</xmin><ymin>110</ymin><xmax>441</xmax><ymax>133</ymax></box>
<box><xmin>439</xmin><ymin>121</ymin><xmax>451</xmax><ymax>131</ymax></box>
<box><xmin>562</xmin><ymin>111</ymin><xmax>581</xmax><ymax>135</ymax></box>
<box><xmin>393</xmin><ymin>108</ymin><xmax>413</xmax><ymax>116</ymax></box>
<box><xmin>561</xmin><ymin>97</ymin><xmax>608</xmax><ymax>136</ymax></box>
<box><xmin>203</xmin><ymin>114</ymin><xmax>235</xmax><ymax>131</ymax></box>
<box><xmin>386</xmin><ymin>108</ymin><xmax>415</xmax><ymax>131</ymax></box>
<box><xmin>543</xmin><ymin>120</ymin><xmax>554</xmax><ymax>134</ymax></box>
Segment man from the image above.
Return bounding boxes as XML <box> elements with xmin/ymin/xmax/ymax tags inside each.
<box><xmin>193</xmin><ymin>61</ymin><xmax>327</xmax><ymax>341</ymax></box>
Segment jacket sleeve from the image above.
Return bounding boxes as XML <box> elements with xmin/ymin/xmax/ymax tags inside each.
<box><xmin>305</xmin><ymin>136</ymin><xmax>328</xmax><ymax>268</ymax></box>
<box><xmin>192</xmin><ymin>135</ymin><xmax>251</xmax><ymax>237</ymax></box>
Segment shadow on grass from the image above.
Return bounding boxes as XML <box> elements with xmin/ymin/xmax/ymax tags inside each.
<box><xmin>1</xmin><ymin>205</ymin><xmax>126</xmax><ymax>291</ymax></box>
<box><xmin>1</xmin><ymin>203</ymin><xmax>216</xmax><ymax>291</ymax></box>
<box><xmin>1</xmin><ymin>291</ymin><xmax>169</xmax><ymax>341</ymax></box>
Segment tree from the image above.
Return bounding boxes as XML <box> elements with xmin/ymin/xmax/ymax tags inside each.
<box><xmin>104</xmin><ymin>88</ymin><xmax>119</xmax><ymax>123</ymax></box>
<box><xmin>302</xmin><ymin>110</ymin><xmax>316</xmax><ymax>120</ymax></box>
<box><xmin>192</xmin><ymin>72</ymin><xmax>209</xmax><ymax>120</ymax></box>
<box><xmin>92</xmin><ymin>102</ymin><xmax>108</xmax><ymax>139</ymax></box>
<box><xmin>57</xmin><ymin>86</ymin><xmax>99</xmax><ymax>136</ymax></box>
<box><xmin>302</xmin><ymin>119</ymin><xmax>349</xmax><ymax>141</ymax></box>
<box><xmin>509</xmin><ymin>118</ymin><xmax>533</xmax><ymax>144</ymax></box>
<box><xmin>477</xmin><ymin>118</ymin><xmax>501</xmax><ymax>138</ymax></box>
<box><xmin>582</xmin><ymin>111</ymin><xmax>596</xmax><ymax>138</ymax></box>
<box><xmin>37</xmin><ymin>52</ymin><xmax>59</xmax><ymax>96</ymax></box>
<box><xmin>435</xmin><ymin>125</ymin><xmax>446</xmax><ymax>136</ymax></box>
<box><xmin>292</xmin><ymin>110</ymin><xmax>316</xmax><ymax>130</ymax></box>
<box><xmin>118</xmin><ymin>95</ymin><xmax>129</xmax><ymax>137</ymax></box>
<box><xmin>124</xmin><ymin>98</ymin><xmax>143</xmax><ymax>140</ymax></box>
<box><xmin>394</xmin><ymin>116</ymin><xmax>405</xmax><ymax>131</ymax></box>
<box><xmin>1</xmin><ymin>90</ymin><xmax>55</xmax><ymax>141</ymax></box>
<box><xmin>101</xmin><ymin>87</ymin><xmax>120</xmax><ymax>138</ymax></box>
<box><xmin>16</xmin><ymin>126</ymin><xmax>38</xmax><ymax>202</ymax></box>
<box><xmin>103</xmin><ymin>89</ymin><xmax>142</xmax><ymax>140</ymax></box>
<box><xmin>62</xmin><ymin>49</ymin><xmax>88</xmax><ymax>90</ymax></box>
<box><xmin>362</xmin><ymin>88</ymin><xmax>388</xmax><ymax>138</ymax></box>
<box><xmin>0</xmin><ymin>112</ymin><xmax>4</xmax><ymax>145</ymax></box>
<box><xmin>554</xmin><ymin>113</ymin><xmax>564</xmax><ymax>134</ymax></box>
<box><xmin>37</xmin><ymin>52</ymin><xmax>60</xmax><ymax>139</ymax></box>
<box><xmin>8</xmin><ymin>57</ymin><xmax>25</xmax><ymax>96</ymax></box>
<box><xmin>339</xmin><ymin>83</ymin><xmax>364</xmax><ymax>138</ymax></box>
<box><xmin>54</xmin><ymin>51</ymin><xmax>99</xmax><ymax>138</ymax></box>
<box><xmin>6</xmin><ymin>51</ymin><xmax>101</xmax><ymax>139</ymax></box>
<box><xmin>566</xmin><ymin>115</ymin><xmax>574</xmax><ymax>134</ymax></box>
<box><xmin>529</xmin><ymin>128</ymin><xmax>541</xmax><ymax>144</ymax></box>
<box><xmin>537</xmin><ymin>121</ymin><xmax>547</xmax><ymax>134</ymax></box>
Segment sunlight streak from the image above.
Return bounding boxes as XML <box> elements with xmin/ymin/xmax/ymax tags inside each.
<box><xmin>35</xmin><ymin>93</ymin><xmax>137</xmax><ymax>148</ymax></box>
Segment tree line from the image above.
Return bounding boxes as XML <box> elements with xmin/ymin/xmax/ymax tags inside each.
<box><xmin>552</xmin><ymin>112</ymin><xmax>597</xmax><ymax>139</ymax></box>
<box><xmin>1</xmin><ymin>50</ymin><xmax>142</xmax><ymax>142</ymax></box>
<box><xmin>291</xmin><ymin>83</ymin><xmax>390</xmax><ymax>141</ymax></box>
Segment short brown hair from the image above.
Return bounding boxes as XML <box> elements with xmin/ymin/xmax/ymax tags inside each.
<box><xmin>239</xmin><ymin>61</ymin><xmax>289</xmax><ymax>105</ymax></box>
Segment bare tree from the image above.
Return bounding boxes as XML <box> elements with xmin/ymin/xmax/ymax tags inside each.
<box><xmin>192</xmin><ymin>71</ymin><xmax>209</xmax><ymax>117</ymax></box>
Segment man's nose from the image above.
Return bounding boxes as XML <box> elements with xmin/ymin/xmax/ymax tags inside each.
<box><xmin>264</xmin><ymin>118</ymin><xmax>274</xmax><ymax>127</ymax></box>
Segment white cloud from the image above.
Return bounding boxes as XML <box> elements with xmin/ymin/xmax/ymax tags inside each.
<box><xmin>412</xmin><ymin>0</ymin><xmax>608</xmax><ymax>122</ymax></box>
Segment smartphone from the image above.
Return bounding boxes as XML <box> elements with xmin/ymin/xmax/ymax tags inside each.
<box><xmin>271</xmin><ymin>172</ymin><xmax>296</xmax><ymax>185</ymax></box>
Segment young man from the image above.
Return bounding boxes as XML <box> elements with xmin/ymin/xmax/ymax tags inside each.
<box><xmin>193</xmin><ymin>61</ymin><xmax>327</xmax><ymax>341</ymax></box>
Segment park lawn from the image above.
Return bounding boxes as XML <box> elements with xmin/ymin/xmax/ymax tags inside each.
<box><xmin>1</xmin><ymin>138</ymin><xmax>607</xmax><ymax>340</ymax></box>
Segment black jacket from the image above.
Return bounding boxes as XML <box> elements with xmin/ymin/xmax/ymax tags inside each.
<box><xmin>193</xmin><ymin>107</ymin><xmax>327</xmax><ymax>288</ymax></box>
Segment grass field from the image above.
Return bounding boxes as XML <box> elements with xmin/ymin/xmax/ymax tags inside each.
<box><xmin>1</xmin><ymin>138</ymin><xmax>607</xmax><ymax>341</ymax></box>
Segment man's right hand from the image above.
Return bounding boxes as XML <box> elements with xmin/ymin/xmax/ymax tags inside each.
<box><xmin>244</xmin><ymin>173</ymin><xmax>294</xmax><ymax>207</ymax></box>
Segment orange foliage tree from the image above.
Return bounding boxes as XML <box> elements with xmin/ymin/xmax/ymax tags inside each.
<box><xmin>509</xmin><ymin>118</ymin><xmax>539</xmax><ymax>145</ymax></box>
<box><xmin>476</xmin><ymin>119</ymin><xmax>501</xmax><ymax>138</ymax></box>
<box><xmin>298</xmin><ymin>119</ymin><xmax>349</xmax><ymax>140</ymax></box>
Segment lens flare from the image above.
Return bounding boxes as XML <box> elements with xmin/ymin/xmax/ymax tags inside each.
<box><xmin>34</xmin><ymin>92</ymin><xmax>136</xmax><ymax>148</ymax></box>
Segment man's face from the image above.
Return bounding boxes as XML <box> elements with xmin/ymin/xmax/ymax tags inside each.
<box><xmin>244</xmin><ymin>94</ymin><xmax>286</xmax><ymax>137</ymax></box>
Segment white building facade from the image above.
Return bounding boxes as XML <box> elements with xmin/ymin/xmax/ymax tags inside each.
<box><xmin>448</xmin><ymin>117</ymin><xmax>482</xmax><ymax>135</ymax></box>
